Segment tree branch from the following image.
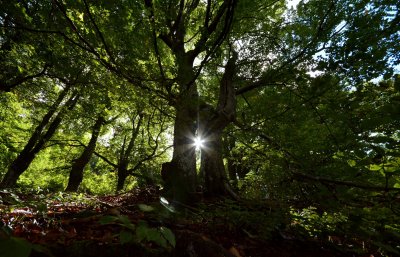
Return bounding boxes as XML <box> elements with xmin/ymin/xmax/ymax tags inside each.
<box><xmin>292</xmin><ymin>171</ymin><xmax>400</xmax><ymax>192</ymax></box>
<box><xmin>235</xmin><ymin>1</ymin><xmax>336</xmax><ymax>95</ymax></box>
<box><xmin>94</xmin><ymin>151</ymin><xmax>118</xmax><ymax>168</ymax></box>
<box><xmin>82</xmin><ymin>0</ymin><xmax>115</xmax><ymax>63</ymax></box>
<box><xmin>1</xmin><ymin>63</ymin><xmax>50</xmax><ymax>92</ymax></box>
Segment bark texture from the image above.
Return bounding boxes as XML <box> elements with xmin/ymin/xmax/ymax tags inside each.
<box><xmin>164</xmin><ymin>53</ymin><xmax>198</xmax><ymax>203</ymax></box>
<box><xmin>199</xmin><ymin>52</ymin><xmax>237</xmax><ymax>197</ymax></box>
<box><xmin>156</xmin><ymin>0</ymin><xmax>237</xmax><ymax>202</ymax></box>
<box><xmin>65</xmin><ymin>115</ymin><xmax>104</xmax><ymax>192</ymax></box>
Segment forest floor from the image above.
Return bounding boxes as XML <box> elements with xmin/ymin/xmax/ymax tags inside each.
<box><xmin>0</xmin><ymin>187</ymin><xmax>382</xmax><ymax>257</ymax></box>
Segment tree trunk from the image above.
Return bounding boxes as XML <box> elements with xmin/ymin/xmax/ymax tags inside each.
<box><xmin>116</xmin><ymin>157</ymin><xmax>129</xmax><ymax>192</ymax></box>
<box><xmin>157</xmin><ymin>0</ymin><xmax>237</xmax><ymax>202</ymax></box>
<box><xmin>0</xmin><ymin>90</ymin><xmax>79</xmax><ymax>189</ymax></box>
<box><xmin>116</xmin><ymin>166</ymin><xmax>128</xmax><ymax>192</ymax></box>
<box><xmin>199</xmin><ymin>52</ymin><xmax>237</xmax><ymax>197</ymax></box>
<box><xmin>225</xmin><ymin>135</ymin><xmax>238</xmax><ymax>189</ymax></box>
<box><xmin>227</xmin><ymin>158</ymin><xmax>238</xmax><ymax>190</ymax></box>
<box><xmin>65</xmin><ymin>115</ymin><xmax>104</xmax><ymax>192</ymax></box>
<box><xmin>0</xmin><ymin>153</ymin><xmax>36</xmax><ymax>189</ymax></box>
<box><xmin>201</xmin><ymin>131</ymin><xmax>228</xmax><ymax>195</ymax></box>
<box><xmin>115</xmin><ymin>113</ymin><xmax>143</xmax><ymax>192</ymax></box>
<box><xmin>225</xmin><ymin>135</ymin><xmax>251</xmax><ymax>190</ymax></box>
<box><xmin>163</xmin><ymin>53</ymin><xmax>198</xmax><ymax>204</ymax></box>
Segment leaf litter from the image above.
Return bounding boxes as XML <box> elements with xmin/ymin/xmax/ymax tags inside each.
<box><xmin>0</xmin><ymin>187</ymin><xmax>383</xmax><ymax>257</ymax></box>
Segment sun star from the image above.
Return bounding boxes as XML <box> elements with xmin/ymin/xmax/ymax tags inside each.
<box><xmin>193</xmin><ymin>136</ymin><xmax>204</xmax><ymax>149</ymax></box>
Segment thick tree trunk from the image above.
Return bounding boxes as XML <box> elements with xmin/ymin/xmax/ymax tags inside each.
<box><xmin>199</xmin><ymin>52</ymin><xmax>237</xmax><ymax>197</ymax></box>
<box><xmin>169</xmin><ymin>98</ymin><xmax>198</xmax><ymax>198</ymax></box>
<box><xmin>157</xmin><ymin>0</ymin><xmax>237</xmax><ymax>202</ymax></box>
<box><xmin>201</xmin><ymin>131</ymin><xmax>228</xmax><ymax>195</ymax></box>
<box><xmin>163</xmin><ymin>54</ymin><xmax>198</xmax><ymax>204</ymax></box>
<box><xmin>0</xmin><ymin>89</ymin><xmax>78</xmax><ymax>189</ymax></box>
<box><xmin>65</xmin><ymin>115</ymin><xmax>104</xmax><ymax>192</ymax></box>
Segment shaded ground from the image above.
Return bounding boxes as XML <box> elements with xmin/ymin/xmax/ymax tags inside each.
<box><xmin>0</xmin><ymin>187</ymin><xmax>383</xmax><ymax>257</ymax></box>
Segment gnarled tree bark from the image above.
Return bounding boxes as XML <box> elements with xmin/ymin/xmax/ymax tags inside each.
<box><xmin>150</xmin><ymin>0</ymin><xmax>237</xmax><ymax>202</ymax></box>
<box><xmin>199</xmin><ymin>52</ymin><xmax>238</xmax><ymax>197</ymax></box>
<box><xmin>163</xmin><ymin>53</ymin><xmax>198</xmax><ymax>203</ymax></box>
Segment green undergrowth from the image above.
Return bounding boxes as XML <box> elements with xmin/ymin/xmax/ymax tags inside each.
<box><xmin>197</xmin><ymin>198</ymin><xmax>400</xmax><ymax>256</ymax></box>
<box><xmin>1</xmin><ymin>189</ymin><xmax>400</xmax><ymax>257</ymax></box>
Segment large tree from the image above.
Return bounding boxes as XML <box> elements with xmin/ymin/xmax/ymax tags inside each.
<box><xmin>142</xmin><ymin>0</ymin><xmax>239</xmax><ymax>202</ymax></box>
<box><xmin>1</xmin><ymin>0</ymin><xmax>398</xmax><ymax>202</ymax></box>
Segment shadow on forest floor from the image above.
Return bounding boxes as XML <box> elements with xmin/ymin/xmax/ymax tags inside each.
<box><xmin>0</xmin><ymin>187</ymin><xmax>383</xmax><ymax>257</ymax></box>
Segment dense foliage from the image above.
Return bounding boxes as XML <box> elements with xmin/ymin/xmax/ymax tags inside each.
<box><xmin>1</xmin><ymin>0</ymin><xmax>399</xmax><ymax>256</ymax></box>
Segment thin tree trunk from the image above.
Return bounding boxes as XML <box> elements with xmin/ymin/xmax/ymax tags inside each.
<box><xmin>0</xmin><ymin>90</ymin><xmax>79</xmax><ymax>188</ymax></box>
<box><xmin>65</xmin><ymin>115</ymin><xmax>104</xmax><ymax>192</ymax></box>
<box><xmin>115</xmin><ymin>113</ymin><xmax>143</xmax><ymax>192</ymax></box>
<box><xmin>225</xmin><ymin>135</ymin><xmax>239</xmax><ymax>189</ymax></box>
<box><xmin>227</xmin><ymin>158</ymin><xmax>238</xmax><ymax>189</ymax></box>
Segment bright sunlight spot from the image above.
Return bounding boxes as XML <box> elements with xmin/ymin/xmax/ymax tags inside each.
<box><xmin>193</xmin><ymin>136</ymin><xmax>205</xmax><ymax>149</ymax></box>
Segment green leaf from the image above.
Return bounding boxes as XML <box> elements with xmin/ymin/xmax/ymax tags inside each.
<box><xmin>138</xmin><ymin>204</ymin><xmax>155</xmax><ymax>212</ymax></box>
<box><xmin>1</xmin><ymin>226</ymin><xmax>13</xmax><ymax>237</ymax></box>
<box><xmin>135</xmin><ymin>221</ymin><xmax>173</xmax><ymax>248</ymax></box>
<box><xmin>160</xmin><ymin>227</ymin><xmax>175</xmax><ymax>247</ymax></box>
<box><xmin>0</xmin><ymin>237</ymin><xmax>32</xmax><ymax>257</ymax></box>
<box><xmin>371</xmin><ymin>241</ymin><xmax>400</xmax><ymax>255</ymax></box>
<box><xmin>147</xmin><ymin>229</ymin><xmax>166</xmax><ymax>248</ymax></box>
<box><xmin>99</xmin><ymin>215</ymin><xmax>118</xmax><ymax>225</ymax></box>
<box><xmin>119</xmin><ymin>230</ymin><xmax>134</xmax><ymax>244</ymax></box>
<box><xmin>117</xmin><ymin>215</ymin><xmax>135</xmax><ymax>230</ymax></box>
<box><xmin>135</xmin><ymin>221</ymin><xmax>149</xmax><ymax>242</ymax></box>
